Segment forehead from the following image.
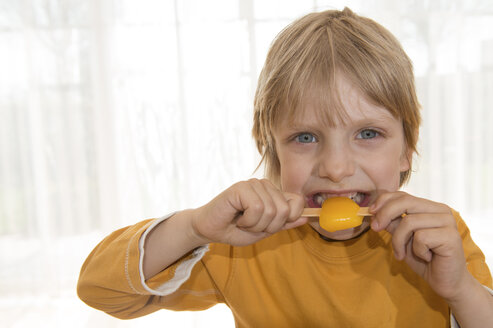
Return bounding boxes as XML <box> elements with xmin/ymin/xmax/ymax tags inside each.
<box><xmin>276</xmin><ymin>74</ymin><xmax>399</xmax><ymax>129</ymax></box>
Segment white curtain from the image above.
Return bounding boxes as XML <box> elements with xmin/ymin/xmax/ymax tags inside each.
<box><xmin>1</xmin><ymin>0</ymin><xmax>492</xmax><ymax>327</ymax></box>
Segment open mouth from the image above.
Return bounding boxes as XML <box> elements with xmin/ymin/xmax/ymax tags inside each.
<box><xmin>309</xmin><ymin>191</ymin><xmax>370</xmax><ymax>208</ymax></box>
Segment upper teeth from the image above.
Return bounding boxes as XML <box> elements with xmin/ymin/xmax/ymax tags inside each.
<box><xmin>315</xmin><ymin>192</ymin><xmax>363</xmax><ymax>206</ymax></box>
<box><xmin>350</xmin><ymin>192</ymin><xmax>364</xmax><ymax>204</ymax></box>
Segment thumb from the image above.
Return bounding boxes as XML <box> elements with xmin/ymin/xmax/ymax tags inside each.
<box><xmin>283</xmin><ymin>216</ymin><xmax>309</xmax><ymax>230</ymax></box>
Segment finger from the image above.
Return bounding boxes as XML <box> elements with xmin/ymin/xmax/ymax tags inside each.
<box><xmin>385</xmin><ymin>216</ymin><xmax>402</xmax><ymax>235</ymax></box>
<box><xmin>284</xmin><ymin>192</ymin><xmax>305</xmax><ymax>222</ymax></box>
<box><xmin>392</xmin><ymin>212</ymin><xmax>458</xmax><ymax>259</ymax></box>
<box><xmin>412</xmin><ymin>227</ymin><xmax>463</xmax><ymax>261</ymax></box>
<box><xmin>370</xmin><ymin>192</ymin><xmax>407</xmax><ymax>231</ymax></box>
<box><xmin>373</xmin><ymin>191</ymin><xmax>451</xmax><ymax>217</ymax></box>
<box><xmin>280</xmin><ymin>194</ymin><xmax>311</xmax><ymax>230</ymax></box>
<box><xmin>235</xmin><ymin>180</ymin><xmax>274</xmax><ymax>231</ymax></box>
<box><xmin>244</xmin><ymin>179</ymin><xmax>280</xmax><ymax>232</ymax></box>
<box><xmin>259</xmin><ymin>180</ymin><xmax>306</xmax><ymax>233</ymax></box>
<box><xmin>371</xmin><ymin>191</ymin><xmax>451</xmax><ymax>231</ymax></box>
<box><xmin>260</xmin><ymin>180</ymin><xmax>304</xmax><ymax>224</ymax></box>
<box><xmin>411</xmin><ymin>229</ymin><xmax>434</xmax><ymax>262</ymax></box>
<box><xmin>265</xmin><ymin>211</ymin><xmax>292</xmax><ymax>233</ymax></box>
<box><xmin>390</xmin><ymin>213</ymin><xmax>447</xmax><ymax>259</ymax></box>
<box><xmin>228</xmin><ymin>228</ymin><xmax>271</xmax><ymax>246</ymax></box>
<box><xmin>261</xmin><ymin>182</ymin><xmax>292</xmax><ymax>233</ymax></box>
<box><xmin>282</xmin><ymin>216</ymin><xmax>309</xmax><ymax>230</ymax></box>
<box><xmin>242</xmin><ymin>179</ymin><xmax>295</xmax><ymax>233</ymax></box>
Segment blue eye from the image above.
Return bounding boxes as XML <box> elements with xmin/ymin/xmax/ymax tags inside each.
<box><xmin>357</xmin><ymin>129</ymin><xmax>379</xmax><ymax>139</ymax></box>
<box><xmin>295</xmin><ymin>133</ymin><xmax>316</xmax><ymax>143</ymax></box>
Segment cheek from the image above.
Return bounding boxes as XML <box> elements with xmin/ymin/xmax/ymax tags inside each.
<box><xmin>278</xmin><ymin>153</ymin><xmax>311</xmax><ymax>192</ymax></box>
<box><xmin>363</xmin><ymin>136</ymin><xmax>409</xmax><ymax>190</ymax></box>
<box><xmin>373</xmin><ymin>166</ymin><xmax>401</xmax><ymax>190</ymax></box>
<box><xmin>364</xmin><ymin>155</ymin><xmax>403</xmax><ymax>191</ymax></box>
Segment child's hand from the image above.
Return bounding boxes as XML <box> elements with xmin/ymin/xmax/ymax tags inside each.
<box><xmin>370</xmin><ymin>191</ymin><xmax>471</xmax><ymax>302</ymax></box>
<box><xmin>190</xmin><ymin>179</ymin><xmax>306</xmax><ymax>247</ymax></box>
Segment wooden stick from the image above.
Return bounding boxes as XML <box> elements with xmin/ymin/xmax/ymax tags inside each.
<box><xmin>301</xmin><ymin>207</ymin><xmax>372</xmax><ymax>217</ymax></box>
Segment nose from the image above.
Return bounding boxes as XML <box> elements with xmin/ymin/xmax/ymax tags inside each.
<box><xmin>318</xmin><ymin>143</ymin><xmax>355</xmax><ymax>183</ymax></box>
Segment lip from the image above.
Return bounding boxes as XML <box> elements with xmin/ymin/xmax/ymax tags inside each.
<box><xmin>305</xmin><ymin>190</ymin><xmax>371</xmax><ymax>208</ymax></box>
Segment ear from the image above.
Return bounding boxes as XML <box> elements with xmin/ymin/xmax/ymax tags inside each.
<box><xmin>399</xmin><ymin>148</ymin><xmax>413</xmax><ymax>172</ymax></box>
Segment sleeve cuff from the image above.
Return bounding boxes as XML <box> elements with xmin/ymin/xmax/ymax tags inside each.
<box><xmin>137</xmin><ymin>213</ymin><xmax>209</xmax><ymax>296</ymax></box>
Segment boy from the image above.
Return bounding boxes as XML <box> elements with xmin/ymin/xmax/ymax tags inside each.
<box><xmin>77</xmin><ymin>8</ymin><xmax>493</xmax><ymax>327</ymax></box>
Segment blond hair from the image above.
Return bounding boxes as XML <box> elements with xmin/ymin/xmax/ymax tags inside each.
<box><xmin>252</xmin><ymin>7</ymin><xmax>421</xmax><ymax>186</ymax></box>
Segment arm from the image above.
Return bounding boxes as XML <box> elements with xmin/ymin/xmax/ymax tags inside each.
<box><xmin>142</xmin><ymin>209</ymin><xmax>207</xmax><ymax>279</ymax></box>
<box><xmin>447</xmin><ymin>274</ymin><xmax>493</xmax><ymax>327</ymax></box>
<box><xmin>78</xmin><ymin>179</ymin><xmax>306</xmax><ymax>317</ymax></box>
<box><xmin>370</xmin><ymin>191</ymin><xmax>493</xmax><ymax>328</ymax></box>
<box><xmin>143</xmin><ymin>178</ymin><xmax>307</xmax><ymax>279</ymax></box>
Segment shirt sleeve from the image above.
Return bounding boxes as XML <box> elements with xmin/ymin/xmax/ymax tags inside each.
<box><xmin>449</xmin><ymin>210</ymin><xmax>493</xmax><ymax>328</ymax></box>
<box><xmin>77</xmin><ymin>213</ymin><xmax>229</xmax><ymax>319</ymax></box>
<box><xmin>454</xmin><ymin>210</ymin><xmax>492</xmax><ymax>289</ymax></box>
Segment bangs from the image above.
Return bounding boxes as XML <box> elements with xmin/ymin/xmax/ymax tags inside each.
<box><xmin>274</xmin><ymin>29</ymin><xmax>351</xmax><ymax>129</ymax></box>
<box><xmin>269</xmin><ymin>14</ymin><xmax>411</xmax><ymax>130</ymax></box>
<box><xmin>281</xmin><ymin>76</ymin><xmax>354</xmax><ymax>128</ymax></box>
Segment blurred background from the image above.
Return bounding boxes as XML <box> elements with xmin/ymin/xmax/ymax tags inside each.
<box><xmin>1</xmin><ymin>0</ymin><xmax>493</xmax><ymax>327</ymax></box>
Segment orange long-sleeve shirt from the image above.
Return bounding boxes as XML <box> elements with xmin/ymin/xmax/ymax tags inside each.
<box><xmin>77</xmin><ymin>210</ymin><xmax>492</xmax><ymax>327</ymax></box>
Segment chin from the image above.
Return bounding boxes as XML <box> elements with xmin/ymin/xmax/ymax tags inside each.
<box><xmin>309</xmin><ymin>219</ymin><xmax>371</xmax><ymax>241</ymax></box>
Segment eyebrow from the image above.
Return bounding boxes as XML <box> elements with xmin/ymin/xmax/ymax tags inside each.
<box><xmin>287</xmin><ymin>112</ymin><xmax>398</xmax><ymax>130</ymax></box>
<box><xmin>349</xmin><ymin>114</ymin><xmax>398</xmax><ymax>126</ymax></box>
